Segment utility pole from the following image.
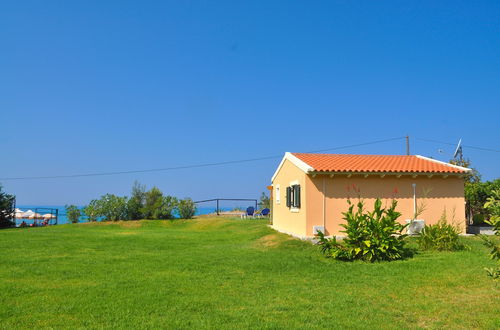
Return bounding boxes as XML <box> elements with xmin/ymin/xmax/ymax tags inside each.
<box><xmin>406</xmin><ymin>135</ymin><xmax>410</xmax><ymax>155</ymax></box>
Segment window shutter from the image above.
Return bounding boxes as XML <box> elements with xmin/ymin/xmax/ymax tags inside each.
<box><xmin>286</xmin><ymin>187</ymin><xmax>292</xmax><ymax>208</ymax></box>
<box><xmin>294</xmin><ymin>185</ymin><xmax>301</xmax><ymax>208</ymax></box>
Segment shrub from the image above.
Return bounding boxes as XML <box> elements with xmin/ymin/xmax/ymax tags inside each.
<box><xmin>0</xmin><ymin>185</ymin><xmax>15</xmax><ymax>228</ymax></box>
<box><xmin>65</xmin><ymin>205</ymin><xmax>81</xmax><ymax>224</ymax></box>
<box><xmin>177</xmin><ymin>198</ymin><xmax>196</xmax><ymax>219</ymax></box>
<box><xmin>472</xmin><ymin>214</ymin><xmax>486</xmax><ymax>225</ymax></box>
<box><xmin>482</xmin><ymin>189</ymin><xmax>500</xmax><ymax>280</ymax></box>
<box><xmin>317</xmin><ymin>199</ymin><xmax>408</xmax><ymax>262</ymax></box>
<box><xmin>83</xmin><ymin>200</ymin><xmax>99</xmax><ymax>222</ymax></box>
<box><xmin>94</xmin><ymin>194</ymin><xmax>128</xmax><ymax>221</ymax></box>
<box><xmin>417</xmin><ymin>209</ymin><xmax>465</xmax><ymax>251</ymax></box>
<box><xmin>139</xmin><ymin>187</ymin><xmax>178</xmax><ymax>220</ymax></box>
<box><xmin>127</xmin><ymin>181</ymin><xmax>147</xmax><ymax>220</ymax></box>
<box><xmin>152</xmin><ymin>196</ymin><xmax>178</xmax><ymax>219</ymax></box>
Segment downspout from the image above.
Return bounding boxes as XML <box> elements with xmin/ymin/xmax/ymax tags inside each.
<box><xmin>412</xmin><ymin>183</ymin><xmax>417</xmax><ymax>219</ymax></box>
<box><xmin>323</xmin><ymin>177</ymin><xmax>326</xmax><ymax>233</ymax></box>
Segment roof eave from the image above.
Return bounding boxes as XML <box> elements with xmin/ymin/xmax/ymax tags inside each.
<box><xmin>308</xmin><ymin>170</ymin><xmax>468</xmax><ymax>178</ymax></box>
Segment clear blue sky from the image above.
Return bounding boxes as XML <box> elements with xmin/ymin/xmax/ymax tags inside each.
<box><xmin>1</xmin><ymin>1</ymin><xmax>499</xmax><ymax>205</ymax></box>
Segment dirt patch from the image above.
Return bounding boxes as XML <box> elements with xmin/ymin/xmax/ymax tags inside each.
<box><xmin>116</xmin><ymin>231</ymin><xmax>138</xmax><ymax>235</ymax></box>
<box><xmin>254</xmin><ymin>233</ymin><xmax>294</xmax><ymax>249</ymax></box>
<box><xmin>120</xmin><ymin>221</ymin><xmax>142</xmax><ymax>228</ymax></box>
<box><xmin>189</xmin><ymin>219</ymin><xmax>232</xmax><ymax>230</ymax></box>
<box><xmin>79</xmin><ymin>221</ymin><xmax>142</xmax><ymax>228</ymax></box>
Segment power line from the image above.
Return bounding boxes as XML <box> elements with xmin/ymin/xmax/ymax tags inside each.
<box><xmin>0</xmin><ymin>137</ymin><xmax>405</xmax><ymax>181</ymax></box>
<box><xmin>415</xmin><ymin>138</ymin><xmax>500</xmax><ymax>153</ymax></box>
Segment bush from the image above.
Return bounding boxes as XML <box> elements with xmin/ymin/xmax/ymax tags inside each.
<box><xmin>472</xmin><ymin>214</ymin><xmax>486</xmax><ymax>225</ymax></box>
<box><xmin>127</xmin><ymin>181</ymin><xmax>146</xmax><ymax>220</ymax></box>
<box><xmin>417</xmin><ymin>209</ymin><xmax>465</xmax><ymax>251</ymax></box>
<box><xmin>0</xmin><ymin>185</ymin><xmax>15</xmax><ymax>228</ymax></box>
<box><xmin>94</xmin><ymin>194</ymin><xmax>128</xmax><ymax>221</ymax></box>
<box><xmin>65</xmin><ymin>205</ymin><xmax>81</xmax><ymax>224</ymax></box>
<box><xmin>140</xmin><ymin>187</ymin><xmax>177</xmax><ymax>219</ymax></box>
<box><xmin>83</xmin><ymin>200</ymin><xmax>99</xmax><ymax>222</ymax></box>
<box><xmin>317</xmin><ymin>199</ymin><xmax>408</xmax><ymax>262</ymax></box>
<box><xmin>177</xmin><ymin>198</ymin><xmax>196</xmax><ymax>219</ymax></box>
<box><xmin>482</xmin><ymin>189</ymin><xmax>500</xmax><ymax>280</ymax></box>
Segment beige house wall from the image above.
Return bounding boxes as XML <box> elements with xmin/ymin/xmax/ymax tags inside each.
<box><xmin>272</xmin><ymin>159</ymin><xmax>466</xmax><ymax>238</ymax></box>
<box><xmin>271</xmin><ymin>159</ymin><xmax>308</xmax><ymax>237</ymax></box>
<box><xmin>307</xmin><ymin>175</ymin><xmax>466</xmax><ymax>236</ymax></box>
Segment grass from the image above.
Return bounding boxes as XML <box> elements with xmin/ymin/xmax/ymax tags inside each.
<box><xmin>0</xmin><ymin>218</ymin><xmax>498</xmax><ymax>329</ymax></box>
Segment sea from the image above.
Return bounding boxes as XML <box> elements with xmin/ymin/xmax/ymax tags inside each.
<box><xmin>15</xmin><ymin>204</ymin><xmax>249</xmax><ymax>226</ymax></box>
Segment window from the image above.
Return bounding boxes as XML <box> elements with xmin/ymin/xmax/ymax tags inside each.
<box><xmin>275</xmin><ymin>185</ymin><xmax>281</xmax><ymax>204</ymax></box>
<box><xmin>286</xmin><ymin>184</ymin><xmax>301</xmax><ymax>209</ymax></box>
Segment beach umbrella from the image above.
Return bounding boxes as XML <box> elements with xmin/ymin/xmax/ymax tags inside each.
<box><xmin>19</xmin><ymin>210</ymin><xmax>34</xmax><ymax>219</ymax></box>
<box><xmin>43</xmin><ymin>213</ymin><xmax>55</xmax><ymax>219</ymax></box>
<box><xmin>15</xmin><ymin>211</ymin><xmax>25</xmax><ymax>219</ymax></box>
<box><xmin>29</xmin><ymin>213</ymin><xmax>43</xmax><ymax>220</ymax></box>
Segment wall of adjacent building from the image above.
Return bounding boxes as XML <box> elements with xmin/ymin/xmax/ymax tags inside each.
<box><xmin>306</xmin><ymin>175</ymin><xmax>466</xmax><ymax>237</ymax></box>
<box><xmin>271</xmin><ymin>159</ymin><xmax>308</xmax><ymax>238</ymax></box>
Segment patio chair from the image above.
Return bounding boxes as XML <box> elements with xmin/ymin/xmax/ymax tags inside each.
<box><xmin>241</xmin><ymin>206</ymin><xmax>255</xmax><ymax>219</ymax></box>
<box><xmin>260</xmin><ymin>208</ymin><xmax>270</xmax><ymax>218</ymax></box>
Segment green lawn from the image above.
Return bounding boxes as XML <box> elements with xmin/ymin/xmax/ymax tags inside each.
<box><xmin>0</xmin><ymin>219</ymin><xmax>498</xmax><ymax>329</ymax></box>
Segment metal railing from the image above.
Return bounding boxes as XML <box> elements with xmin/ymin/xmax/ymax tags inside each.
<box><xmin>194</xmin><ymin>198</ymin><xmax>258</xmax><ymax>216</ymax></box>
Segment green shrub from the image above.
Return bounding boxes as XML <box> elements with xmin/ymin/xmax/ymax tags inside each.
<box><xmin>177</xmin><ymin>198</ymin><xmax>196</xmax><ymax>219</ymax></box>
<box><xmin>417</xmin><ymin>209</ymin><xmax>465</xmax><ymax>251</ymax></box>
<box><xmin>65</xmin><ymin>205</ymin><xmax>81</xmax><ymax>224</ymax></box>
<box><xmin>94</xmin><ymin>194</ymin><xmax>128</xmax><ymax>221</ymax></box>
<box><xmin>83</xmin><ymin>200</ymin><xmax>99</xmax><ymax>222</ymax></box>
<box><xmin>472</xmin><ymin>214</ymin><xmax>486</xmax><ymax>225</ymax></box>
<box><xmin>482</xmin><ymin>189</ymin><xmax>500</xmax><ymax>280</ymax></box>
<box><xmin>127</xmin><ymin>181</ymin><xmax>146</xmax><ymax>220</ymax></box>
<box><xmin>0</xmin><ymin>185</ymin><xmax>15</xmax><ymax>228</ymax></box>
<box><xmin>140</xmin><ymin>187</ymin><xmax>177</xmax><ymax>219</ymax></box>
<box><xmin>317</xmin><ymin>199</ymin><xmax>408</xmax><ymax>262</ymax></box>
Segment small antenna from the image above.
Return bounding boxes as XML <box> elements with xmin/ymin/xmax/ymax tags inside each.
<box><xmin>406</xmin><ymin>135</ymin><xmax>410</xmax><ymax>155</ymax></box>
<box><xmin>453</xmin><ymin>138</ymin><xmax>463</xmax><ymax>161</ymax></box>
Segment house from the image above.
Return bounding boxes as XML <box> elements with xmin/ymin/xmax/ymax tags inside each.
<box><xmin>270</xmin><ymin>152</ymin><xmax>471</xmax><ymax>239</ymax></box>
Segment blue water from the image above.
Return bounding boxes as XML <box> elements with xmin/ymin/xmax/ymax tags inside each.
<box><xmin>15</xmin><ymin>205</ymin><xmax>248</xmax><ymax>225</ymax></box>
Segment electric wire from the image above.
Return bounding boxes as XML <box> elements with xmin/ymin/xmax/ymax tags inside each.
<box><xmin>0</xmin><ymin>137</ymin><xmax>405</xmax><ymax>181</ymax></box>
<box><xmin>415</xmin><ymin>138</ymin><xmax>500</xmax><ymax>153</ymax></box>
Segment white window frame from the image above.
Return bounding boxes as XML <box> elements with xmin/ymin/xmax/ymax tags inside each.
<box><xmin>289</xmin><ymin>180</ymin><xmax>300</xmax><ymax>213</ymax></box>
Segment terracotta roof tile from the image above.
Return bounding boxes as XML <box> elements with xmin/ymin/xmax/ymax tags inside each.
<box><xmin>291</xmin><ymin>153</ymin><xmax>468</xmax><ymax>174</ymax></box>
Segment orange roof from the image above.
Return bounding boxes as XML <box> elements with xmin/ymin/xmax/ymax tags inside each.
<box><xmin>291</xmin><ymin>153</ymin><xmax>469</xmax><ymax>174</ymax></box>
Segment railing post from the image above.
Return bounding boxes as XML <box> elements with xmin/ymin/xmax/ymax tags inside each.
<box><xmin>216</xmin><ymin>199</ymin><xmax>219</xmax><ymax>216</ymax></box>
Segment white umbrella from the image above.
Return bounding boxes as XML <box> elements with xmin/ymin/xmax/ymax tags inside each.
<box><xmin>43</xmin><ymin>213</ymin><xmax>55</xmax><ymax>219</ymax></box>
<box><xmin>29</xmin><ymin>212</ymin><xmax>43</xmax><ymax>220</ymax></box>
<box><xmin>23</xmin><ymin>210</ymin><xmax>34</xmax><ymax>217</ymax></box>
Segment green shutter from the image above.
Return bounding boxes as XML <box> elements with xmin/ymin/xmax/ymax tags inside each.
<box><xmin>286</xmin><ymin>187</ymin><xmax>292</xmax><ymax>207</ymax></box>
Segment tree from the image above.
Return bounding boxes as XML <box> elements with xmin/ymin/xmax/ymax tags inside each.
<box><xmin>0</xmin><ymin>185</ymin><xmax>15</xmax><ymax>228</ymax></box>
<box><xmin>83</xmin><ymin>200</ymin><xmax>99</xmax><ymax>222</ymax></box>
<box><xmin>65</xmin><ymin>205</ymin><xmax>81</xmax><ymax>224</ymax></box>
<box><xmin>141</xmin><ymin>187</ymin><xmax>177</xmax><ymax>219</ymax></box>
<box><xmin>258</xmin><ymin>192</ymin><xmax>270</xmax><ymax>209</ymax></box>
<box><xmin>177</xmin><ymin>198</ymin><xmax>196</xmax><ymax>219</ymax></box>
<box><xmin>449</xmin><ymin>158</ymin><xmax>491</xmax><ymax>223</ymax></box>
<box><xmin>94</xmin><ymin>194</ymin><xmax>128</xmax><ymax>221</ymax></box>
<box><xmin>153</xmin><ymin>195</ymin><xmax>178</xmax><ymax>219</ymax></box>
<box><xmin>464</xmin><ymin>179</ymin><xmax>500</xmax><ymax>224</ymax></box>
<box><xmin>449</xmin><ymin>158</ymin><xmax>481</xmax><ymax>184</ymax></box>
<box><xmin>127</xmin><ymin>181</ymin><xmax>146</xmax><ymax>220</ymax></box>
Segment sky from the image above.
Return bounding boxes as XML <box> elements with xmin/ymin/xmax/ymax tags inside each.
<box><xmin>1</xmin><ymin>0</ymin><xmax>499</xmax><ymax>206</ymax></box>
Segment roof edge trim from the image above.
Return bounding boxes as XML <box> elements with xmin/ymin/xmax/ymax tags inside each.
<box><xmin>271</xmin><ymin>152</ymin><xmax>314</xmax><ymax>182</ymax></box>
<box><xmin>415</xmin><ymin>155</ymin><xmax>472</xmax><ymax>172</ymax></box>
